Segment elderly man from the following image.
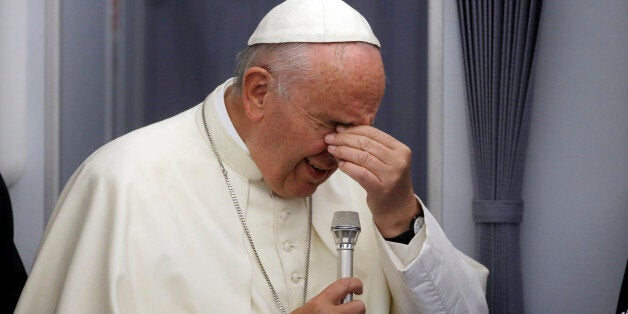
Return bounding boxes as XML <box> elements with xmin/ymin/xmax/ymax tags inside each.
<box><xmin>17</xmin><ymin>1</ymin><xmax>487</xmax><ymax>313</ymax></box>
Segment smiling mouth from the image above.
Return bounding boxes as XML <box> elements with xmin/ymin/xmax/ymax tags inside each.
<box><xmin>307</xmin><ymin>159</ymin><xmax>335</xmax><ymax>172</ymax></box>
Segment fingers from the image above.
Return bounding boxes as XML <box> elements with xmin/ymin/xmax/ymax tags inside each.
<box><xmin>292</xmin><ymin>278</ymin><xmax>365</xmax><ymax>314</ymax></box>
<box><xmin>325</xmin><ymin>128</ymin><xmax>390</xmax><ymax>165</ymax></box>
<box><xmin>333</xmin><ymin>158</ymin><xmax>382</xmax><ymax>192</ymax></box>
<box><xmin>325</xmin><ymin>125</ymin><xmax>410</xmax><ymax>168</ymax></box>
<box><xmin>325</xmin><ymin>125</ymin><xmax>411</xmax><ymax>191</ymax></box>
<box><xmin>332</xmin><ymin>125</ymin><xmax>405</xmax><ymax>150</ymax></box>
<box><xmin>337</xmin><ymin>300</ymin><xmax>367</xmax><ymax>313</ymax></box>
<box><xmin>320</xmin><ymin>277</ymin><xmax>363</xmax><ymax>304</ymax></box>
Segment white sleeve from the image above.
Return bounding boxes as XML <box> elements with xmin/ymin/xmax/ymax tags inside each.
<box><xmin>375</xmin><ymin>205</ymin><xmax>489</xmax><ymax>314</ymax></box>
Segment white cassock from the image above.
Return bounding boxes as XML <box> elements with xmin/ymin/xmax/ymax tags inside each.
<box><xmin>16</xmin><ymin>79</ymin><xmax>488</xmax><ymax>313</ymax></box>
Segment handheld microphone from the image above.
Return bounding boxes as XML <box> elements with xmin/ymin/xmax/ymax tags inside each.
<box><xmin>331</xmin><ymin>211</ymin><xmax>361</xmax><ymax>304</ymax></box>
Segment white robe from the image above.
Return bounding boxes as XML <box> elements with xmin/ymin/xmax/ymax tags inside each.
<box><xmin>16</xmin><ymin>80</ymin><xmax>488</xmax><ymax>313</ymax></box>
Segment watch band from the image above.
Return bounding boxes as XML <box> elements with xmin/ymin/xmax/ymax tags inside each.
<box><xmin>384</xmin><ymin>213</ymin><xmax>424</xmax><ymax>244</ymax></box>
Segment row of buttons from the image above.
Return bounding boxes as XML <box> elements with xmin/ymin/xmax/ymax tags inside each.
<box><xmin>279</xmin><ymin>208</ymin><xmax>304</xmax><ymax>286</ymax></box>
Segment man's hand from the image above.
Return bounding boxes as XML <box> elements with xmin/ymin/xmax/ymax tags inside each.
<box><xmin>325</xmin><ymin>125</ymin><xmax>421</xmax><ymax>238</ymax></box>
<box><xmin>291</xmin><ymin>278</ymin><xmax>365</xmax><ymax>314</ymax></box>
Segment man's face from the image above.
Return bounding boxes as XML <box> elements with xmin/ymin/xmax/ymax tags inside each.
<box><xmin>248</xmin><ymin>44</ymin><xmax>386</xmax><ymax>198</ymax></box>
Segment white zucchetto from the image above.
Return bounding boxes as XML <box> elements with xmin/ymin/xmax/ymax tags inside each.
<box><xmin>248</xmin><ymin>0</ymin><xmax>380</xmax><ymax>47</ymax></box>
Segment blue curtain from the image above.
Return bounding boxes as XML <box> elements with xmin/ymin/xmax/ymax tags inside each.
<box><xmin>456</xmin><ymin>0</ymin><xmax>543</xmax><ymax>312</ymax></box>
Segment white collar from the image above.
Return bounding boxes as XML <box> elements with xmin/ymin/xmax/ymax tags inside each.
<box><xmin>215</xmin><ymin>78</ymin><xmax>249</xmax><ymax>154</ymax></box>
<box><xmin>199</xmin><ymin>80</ymin><xmax>263</xmax><ymax>181</ymax></box>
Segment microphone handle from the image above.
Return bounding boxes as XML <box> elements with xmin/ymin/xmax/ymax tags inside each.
<box><xmin>337</xmin><ymin>248</ymin><xmax>354</xmax><ymax>304</ymax></box>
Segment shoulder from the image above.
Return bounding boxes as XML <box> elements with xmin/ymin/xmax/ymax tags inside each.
<box><xmin>78</xmin><ymin>105</ymin><xmax>205</xmax><ymax>182</ymax></box>
<box><xmin>51</xmin><ymin>104</ymin><xmax>213</xmax><ymax>221</ymax></box>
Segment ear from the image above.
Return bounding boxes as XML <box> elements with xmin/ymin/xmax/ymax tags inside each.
<box><xmin>242</xmin><ymin>67</ymin><xmax>272</xmax><ymax>122</ymax></box>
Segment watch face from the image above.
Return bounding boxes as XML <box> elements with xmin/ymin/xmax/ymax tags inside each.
<box><xmin>413</xmin><ymin>216</ymin><xmax>425</xmax><ymax>234</ymax></box>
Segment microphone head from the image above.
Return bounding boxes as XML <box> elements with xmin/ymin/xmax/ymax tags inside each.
<box><xmin>331</xmin><ymin>211</ymin><xmax>361</xmax><ymax>246</ymax></box>
<box><xmin>332</xmin><ymin>211</ymin><xmax>361</xmax><ymax>229</ymax></box>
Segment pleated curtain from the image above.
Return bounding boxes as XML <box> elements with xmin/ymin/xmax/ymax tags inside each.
<box><xmin>456</xmin><ymin>0</ymin><xmax>543</xmax><ymax>312</ymax></box>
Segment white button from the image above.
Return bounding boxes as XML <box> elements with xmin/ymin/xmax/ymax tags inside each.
<box><xmin>291</xmin><ymin>273</ymin><xmax>302</xmax><ymax>283</ymax></box>
<box><xmin>283</xmin><ymin>241</ymin><xmax>295</xmax><ymax>252</ymax></box>
<box><xmin>280</xmin><ymin>210</ymin><xmax>291</xmax><ymax>221</ymax></box>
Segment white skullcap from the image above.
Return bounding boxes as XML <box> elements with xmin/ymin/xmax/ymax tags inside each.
<box><xmin>248</xmin><ymin>0</ymin><xmax>380</xmax><ymax>47</ymax></box>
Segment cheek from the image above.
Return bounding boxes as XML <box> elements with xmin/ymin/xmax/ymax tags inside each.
<box><xmin>312</xmin><ymin>137</ymin><xmax>329</xmax><ymax>154</ymax></box>
<box><xmin>281</xmin><ymin>139</ymin><xmax>326</xmax><ymax>164</ymax></box>
<box><xmin>286</xmin><ymin>125</ymin><xmax>330</xmax><ymax>152</ymax></box>
<box><xmin>270</xmin><ymin>115</ymin><xmax>332</xmax><ymax>160</ymax></box>
<box><xmin>301</xmin><ymin>133</ymin><xmax>329</xmax><ymax>155</ymax></box>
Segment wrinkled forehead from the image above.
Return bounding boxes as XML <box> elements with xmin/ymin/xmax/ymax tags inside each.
<box><xmin>313</xmin><ymin>43</ymin><xmax>384</xmax><ymax>70</ymax></box>
<box><xmin>320</xmin><ymin>98</ymin><xmax>380</xmax><ymax>127</ymax></box>
<box><xmin>296</xmin><ymin>50</ymin><xmax>384</xmax><ymax>126</ymax></box>
<box><xmin>310</xmin><ymin>43</ymin><xmax>386</xmax><ymax>90</ymax></box>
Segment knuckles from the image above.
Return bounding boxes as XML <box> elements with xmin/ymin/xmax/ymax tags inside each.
<box><xmin>367</xmin><ymin>127</ymin><xmax>382</xmax><ymax>140</ymax></box>
<box><xmin>357</xmin><ymin>150</ymin><xmax>371</xmax><ymax>165</ymax></box>
<box><xmin>358</xmin><ymin>136</ymin><xmax>374</xmax><ymax>151</ymax></box>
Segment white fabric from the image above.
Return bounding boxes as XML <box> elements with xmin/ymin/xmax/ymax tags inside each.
<box><xmin>215</xmin><ymin>78</ymin><xmax>249</xmax><ymax>154</ymax></box>
<box><xmin>248</xmin><ymin>0</ymin><xmax>380</xmax><ymax>47</ymax></box>
<box><xmin>16</xmin><ymin>80</ymin><xmax>488</xmax><ymax>313</ymax></box>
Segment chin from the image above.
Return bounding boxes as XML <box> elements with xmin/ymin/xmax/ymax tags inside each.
<box><xmin>271</xmin><ymin>168</ymin><xmax>336</xmax><ymax>199</ymax></box>
<box><xmin>278</xmin><ymin>182</ymin><xmax>320</xmax><ymax>199</ymax></box>
<box><xmin>295</xmin><ymin>175</ymin><xmax>335</xmax><ymax>198</ymax></box>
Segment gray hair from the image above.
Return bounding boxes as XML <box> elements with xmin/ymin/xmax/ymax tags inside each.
<box><xmin>232</xmin><ymin>43</ymin><xmax>315</xmax><ymax>98</ymax></box>
<box><xmin>232</xmin><ymin>42</ymin><xmax>381</xmax><ymax>98</ymax></box>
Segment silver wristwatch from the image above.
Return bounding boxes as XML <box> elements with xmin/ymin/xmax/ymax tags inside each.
<box><xmin>413</xmin><ymin>215</ymin><xmax>425</xmax><ymax>234</ymax></box>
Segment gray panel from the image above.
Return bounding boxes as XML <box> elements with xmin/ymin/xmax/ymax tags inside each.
<box><xmin>60</xmin><ymin>1</ymin><xmax>107</xmax><ymax>187</ymax></box>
